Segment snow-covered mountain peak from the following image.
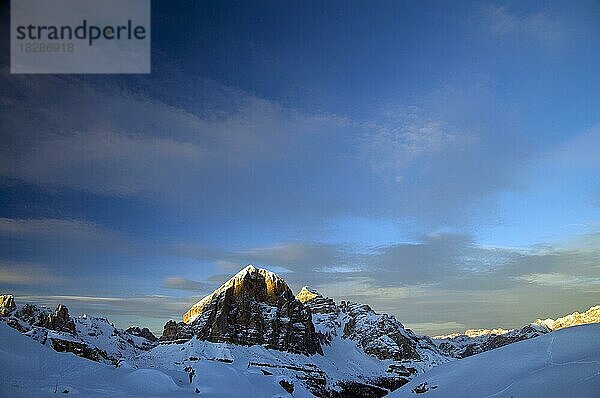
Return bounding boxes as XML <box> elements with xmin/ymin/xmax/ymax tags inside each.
<box><xmin>533</xmin><ymin>304</ymin><xmax>600</xmax><ymax>331</ymax></box>
<box><xmin>183</xmin><ymin>264</ymin><xmax>292</xmax><ymax>325</ymax></box>
<box><xmin>233</xmin><ymin>264</ymin><xmax>283</xmax><ymax>281</ymax></box>
<box><xmin>173</xmin><ymin>265</ymin><xmax>322</xmax><ymax>355</ymax></box>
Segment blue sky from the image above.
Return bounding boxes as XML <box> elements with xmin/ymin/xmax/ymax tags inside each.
<box><xmin>1</xmin><ymin>0</ymin><xmax>599</xmax><ymax>335</ymax></box>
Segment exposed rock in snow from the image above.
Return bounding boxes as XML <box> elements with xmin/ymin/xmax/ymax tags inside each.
<box><xmin>160</xmin><ymin>319</ymin><xmax>194</xmax><ymax>342</ymax></box>
<box><xmin>12</xmin><ymin>302</ymin><xmax>76</xmax><ymax>334</ymax></box>
<box><xmin>169</xmin><ymin>265</ymin><xmax>322</xmax><ymax>355</ymax></box>
<box><xmin>340</xmin><ymin>301</ymin><xmax>421</xmax><ymax>361</ymax></box>
<box><xmin>296</xmin><ymin>287</ymin><xmax>340</xmax><ymax>344</ymax></box>
<box><xmin>126</xmin><ymin>326</ymin><xmax>159</xmax><ymax>342</ymax></box>
<box><xmin>0</xmin><ymin>297</ymin><xmax>156</xmax><ymax>365</ymax></box>
<box><xmin>297</xmin><ymin>287</ymin><xmax>446</xmax><ymax>366</ymax></box>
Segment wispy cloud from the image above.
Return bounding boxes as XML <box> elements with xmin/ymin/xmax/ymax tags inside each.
<box><xmin>0</xmin><ymin>217</ymin><xmax>106</xmax><ymax>240</ymax></box>
<box><xmin>0</xmin><ymin>73</ymin><xmax>348</xmax><ymax>201</ymax></box>
<box><xmin>163</xmin><ymin>276</ymin><xmax>214</xmax><ymax>292</ymax></box>
<box><xmin>360</xmin><ymin>115</ymin><xmax>459</xmax><ymax>180</ymax></box>
<box><xmin>482</xmin><ymin>4</ymin><xmax>564</xmax><ymax>45</ymax></box>
<box><xmin>0</xmin><ymin>217</ymin><xmax>135</xmax><ymax>255</ymax></box>
<box><xmin>516</xmin><ymin>272</ymin><xmax>600</xmax><ymax>289</ymax></box>
<box><xmin>0</xmin><ymin>262</ymin><xmax>64</xmax><ymax>286</ymax></box>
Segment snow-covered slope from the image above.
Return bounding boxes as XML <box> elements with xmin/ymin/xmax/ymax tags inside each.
<box><xmin>0</xmin><ymin>319</ymin><xmax>398</xmax><ymax>398</ymax></box>
<box><xmin>0</xmin><ymin>321</ymin><xmax>195</xmax><ymax>397</ymax></box>
<box><xmin>391</xmin><ymin>324</ymin><xmax>600</xmax><ymax>397</ymax></box>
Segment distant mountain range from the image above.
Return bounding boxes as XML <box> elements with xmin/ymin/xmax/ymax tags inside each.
<box><xmin>1</xmin><ymin>265</ymin><xmax>598</xmax><ymax>397</ymax></box>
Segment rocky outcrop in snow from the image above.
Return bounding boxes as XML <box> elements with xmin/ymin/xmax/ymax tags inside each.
<box><xmin>166</xmin><ymin>265</ymin><xmax>322</xmax><ymax>355</ymax></box>
<box><xmin>340</xmin><ymin>301</ymin><xmax>421</xmax><ymax>361</ymax></box>
<box><xmin>126</xmin><ymin>326</ymin><xmax>159</xmax><ymax>342</ymax></box>
<box><xmin>297</xmin><ymin>287</ymin><xmax>448</xmax><ymax>369</ymax></box>
<box><xmin>13</xmin><ymin>303</ymin><xmax>76</xmax><ymax>334</ymax></box>
<box><xmin>0</xmin><ymin>296</ymin><xmax>157</xmax><ymax>365</ymax></box>
<box><xmin>160</xmin><ymin>320</ymin><xmax>193</xmax><ymax>342</ymax></box>
<box><xmin>296</xmin><ymin>287</ymin><xmax>341</xmax><ymax>344</ymax></box>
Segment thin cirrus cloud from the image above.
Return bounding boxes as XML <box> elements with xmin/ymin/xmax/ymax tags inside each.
<box><xmin>0</xmin><ymin>262</ymin><xmax>64</xmax><ymax>286</ymax></box>
<box><xmin>517</xmin><ymin>273</ymin><xmax>600</xmax><ymax>290</ymax></box>
<box><xmin>163</xmin><ymin>276</ymin><xmax>213</xmax><ymax>293</ymax></box>
<box><xmin>0</xmin><ymin>217</ymin><xmax>109</xmax><ymax>240</ymax></box>
<box><xmin>0</xmin><ymin>217</ymin><xmax>135</xmax><ymax>254</ymax></box>
<box><xmin>482</xmin><ymin>4</ymin><xmax>564</xmax><ymax>45</ymax></box>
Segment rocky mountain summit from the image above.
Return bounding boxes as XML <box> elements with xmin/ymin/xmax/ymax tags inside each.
<box><xmin>163</xmin><ymin>265</ymin><xmax>322</xmax><ymax>355</ymax></box>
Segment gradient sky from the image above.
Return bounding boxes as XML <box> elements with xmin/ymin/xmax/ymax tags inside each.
<box><xmin>1</xmin><ymin>0</ymin><xmax>599</xmax><ymax>335</ymax></box>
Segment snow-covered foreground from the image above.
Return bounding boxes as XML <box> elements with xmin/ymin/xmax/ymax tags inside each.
<box><xmin>391</xmin><ymin>323</ymin><xmax>600</xmax><ymax>397</ymax></box>
<box><xmin>2</xmin><ymin>319</ymin><xmax>599</xmax><ymax>397</ymax></box>
<box><xmin>0</xmin><ymin>321</ymin><xmax>198</xmax><ymax>397</ymax></box>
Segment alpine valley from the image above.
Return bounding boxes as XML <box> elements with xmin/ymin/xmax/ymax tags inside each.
<box><xmin>1</xmin><ymin>265</ymin><xmax>598</xmax><ymax>397</ymax></box>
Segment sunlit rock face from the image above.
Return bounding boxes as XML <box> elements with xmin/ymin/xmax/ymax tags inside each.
<box><xmin>175</xmin><ymin>265</ymin><xmax>322</xmax><ymax>355</ymax></box>
<box><xmin>0</xmin><ymin>294</ymin><xmax>16</xmax><ymax>317</ymax></box>
<box><xmin>296</xmin><ymin>286</ymin><xmax>320</xmax><ymax>304</ymax></box>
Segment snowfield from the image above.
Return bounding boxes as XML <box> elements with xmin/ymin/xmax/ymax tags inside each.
<box><xmin>1</xmin><ymin>320</ymin><xmax>599</xmax><ymax>397</ymax></box>
<box><xmin>0</xmin><ymin>322</ymin><xmax>196</xmax><ymax>397</ymax></box>
<box><xmin>391</xmin><ymin>323</ymin><xmax>600</xmax><ymax>397</ymax></box>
